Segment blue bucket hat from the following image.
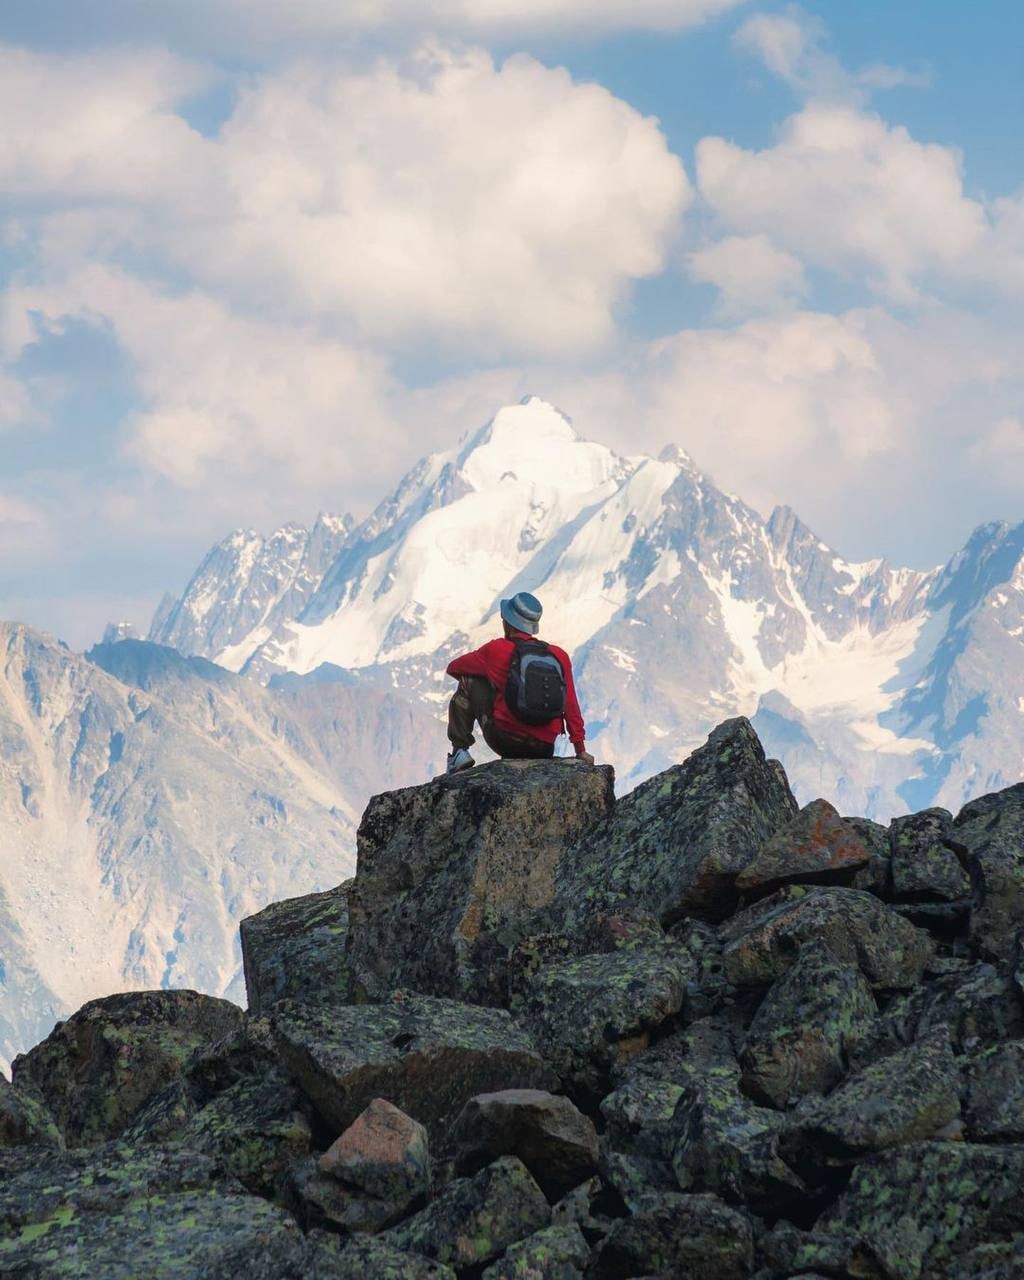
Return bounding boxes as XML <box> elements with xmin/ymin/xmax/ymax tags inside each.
<box><xmin>500</xmin><ymin>591</ymin><xmax>543</xmax><ymax>635</ymax></box>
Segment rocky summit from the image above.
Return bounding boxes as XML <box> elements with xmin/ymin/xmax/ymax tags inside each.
<box><xmin>4</xmin><ymin>716</ymin><xmax>1024</xmax><ymax>1278</ymax></box>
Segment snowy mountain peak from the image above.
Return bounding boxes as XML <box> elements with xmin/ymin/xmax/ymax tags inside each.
<box><xmin>455</xmin><ymin>398</ymin><xmax>621</xmax><ymax>496</ymax></box>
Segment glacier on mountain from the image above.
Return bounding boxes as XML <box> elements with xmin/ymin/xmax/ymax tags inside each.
<box><xmin>151</xmin><ymin>397</ymin><xmax>1024</xmax><ymax>818</ymax></box>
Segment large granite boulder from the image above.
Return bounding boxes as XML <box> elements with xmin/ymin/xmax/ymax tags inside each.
<box><xmin>272</xmin><ymin>992</ymin><xmax>556</xmax><ymax>1145</ymax></box>
<box><xmin>384</xmin><ymin>1155</ymin><xmax>550</xmax><ymax>1270</ymax></box>
<box><xmin>241</xmin><ymin>882</ymin><xmax>354</xmax><ymax>1015</ymax></box>
<box><xmin>512</xmin><ymin>942</ymin><xmax>696</xmax><ymax>1097</ymax></box>
<box><xmin>0</xmin><ymin>1141</ymin><xmax>346</xmax><ymax>1278</ymax></box>
<box><xmin>954</xmin><ymin>783</ymin><xmax>1024</xmax><ymax>957</ymax></box>
<box><xmin>552</xmin><ymin>718</ymin><xmax>797</xmax><ymax>928</ymax></box>
<box><xmin>11</xmin><ymin>990</ymin><xmax>243</xmax><ymax>1145</ymax></box>
<box><xmin>735</xmin><ymin>799</ymin><xmax>873</xmax><ymax>900</ymax></box>
<box><xmin>780</xmin><ymin>1027</ymin><xmax>962</xmax><ymax>1178</ymax></box>
<box><xmin>0</xmin><ymin>1072</ymin><xmax>62</xmax><ymax>1148</ymax></box>
<box><xmin>720</xmin><ymin>885</ymin><xmax>933</xmax><ymax>990</ymax></box>
<box><xmin>671</xmin><ymin>1065</ymin><xmax>807</xmax><ymax>1213</ymax></box>
<box><xmin>452</xmin><ymin>1088</ymin><xmax>598</xmax><ymax>1201</ymax></box>
<box><xmin>889</xmin><ymin>807</ymin><xmax>971</xmax><ymax>902</ymax></box>
<box><xmin>332</xmin><ymin>1237</ymin><xmax>456</xmax><ymax>1278</ymax></box>
<box><xmin>591</xmin><ymin>1191</ymin><xmax>755</xmax><ymax>1280</ymax></box>
<box><xmin>815</xmin><ymin>1141</ymin><xmax>1024</xmax><ymax>1278</ymax></box>
<box><xmin>739</xmin><ymin>940</ymin><xmax>878</xmax><ymax>1109</ymax></box>
<box><xmin>347</xmin><ymin>760</ymin><xmax>614</xmax><ymax>1003</ymax></box>
<box><xmin>855</xmin><ymin>961</ymin><xmax>1024</xmax><ymax>1061</ymax></box>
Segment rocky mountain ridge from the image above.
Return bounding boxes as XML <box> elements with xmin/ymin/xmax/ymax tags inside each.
<box><xmin>148</xmin><ymin>397</ymin><xmax>1024</xmax><ymax>819</ymax></box>
<box><xmin>0</xmin><ymin>623</ymin><xmax>441</xmax><ymax>1073</ymax></box>
<box><xmin>4</xmin><ymin>717</ymin><xmax>1024</xmax><ymax>1277</ymax></box>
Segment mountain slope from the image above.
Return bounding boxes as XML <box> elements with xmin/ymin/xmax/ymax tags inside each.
<box><xmin>150</xmin><ymin>397</ymin><xmax>1024</xmax><ymax>818</ymax></box>
<box><xmin>0</xmin><ymin>627</ymin><xmax>440</xmax><ymax>1070</ymax></box>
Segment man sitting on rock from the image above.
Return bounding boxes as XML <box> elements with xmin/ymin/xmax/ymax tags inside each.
<box><xmin>445</xmin><ymin>590</ymin><xmax>593</xmax><ymax>774</ymax></box>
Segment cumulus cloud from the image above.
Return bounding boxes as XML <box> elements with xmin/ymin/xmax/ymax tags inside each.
<box><xmin>3</xmin><ymin>43</ymin><xmax>689</xmax><ymax>356</ymax></box>
<box><xmin>5</xmin><ymin>268</ymin><xmax>406</xmax><ymax>502</ymax></box>
<box><xmin>687</xmin><ymin>233</ymin><xmax>806</xmax><ymax>313</ymax></box>
<box><xmin>696</xmin><ymin>105</ymin><xmax>993</xmax><ymax>301</ymax></box>
<box><xmin>734</xmin><ymin>10</ymin><xmax>931</xmax><ymax>105</ymax></box>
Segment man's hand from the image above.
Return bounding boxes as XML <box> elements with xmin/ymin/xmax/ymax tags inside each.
<box><xmin>575</xmin><ymin>748</ymin><xmax>595</xmax><ymax>765</ymax></box>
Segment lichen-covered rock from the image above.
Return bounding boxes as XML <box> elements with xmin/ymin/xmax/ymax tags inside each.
<box><xmin>816</xmin><ymin>1141</ymin><xmax>1024</xmax><ymax>1279</ymax></box>
<box><xmin>890</xmin><ymin>807</ymin><xmax>971</xmax><ymax>902</ymax></box>
<box><xmin>855</xmin><ymin>961</ymin><xmax>1024</xmax><ymax>1061</ymax></box>
<box><xmin>287</xmin><ymin>1152</ymin><xmax>425</xmax><ymax>1235</ymax></box>
<box><xmin>512</xmin><ymin>943</ymin><xmax>695</xmax><ymax>1097</ymax></box>
<box><xmin>591</xmin><ymin>1192</ymin><xmax>755</xmax><ymax>1280</ymax></box>
<box><xmin>780</xmin><ymin>1027</ymin><xmax>961</xmax><ymax>1177</ymax></box>
<box><xmin>845</xmin><ymin>815</ymin><xmax>893</xmax><ymax>895</ymax></box>
<box><xmin>452</xmin><ymin>1089</ymin><xmax>597</xmax><ymax>1201</ymax></box>
<box><xmin>332</xmin><ymin>1236</ymin><xmax>457</xmax><ymax>1278</ymax></box>
<box><xmin>955</xmin><ymin>783</ymin><xmax>1024</xmax><ymax>957</ymax></box>
<box><xmin>321</xmin><ymin>1096</ymin><xmax>429</xmax><ymax>1197</ymax></box>
<box><xmin>272</xmin><ymin>992</ymin><xmax>555</xmax><ymax>1146</ymax></box>
<box><xmin>600</xmin><ymin>1077</ymin><xmax>686</xmax><ymax>1166</ymax></box>
<box><xmin>613</xmin><ymin>1014</ymin><xmax>742</xmax><ymax>1091</ymax></box>
<box><xmin>384</xmin><ymin>1155</ymin><xmax>550</xmax><ymax>1269</ymax></box>
<box><xmin>0</xmin><ymin>1072</ymin><xmax>62</xmax><ymax>1147</ymax></box>
<box><xmin>739</xmin><ymin>940</ymin><xmax>878</xmax><ymax>1109</ymax></box>
<box><xmin>10</xmin><ymin>989</ymin><xmax>244</xmax><ymax>1145</ymax></box>
<box><xmin>671</xmin><ymin>1067</ymin><xmax>807</xmax><ymax>1213</ymax></box>
<box><xmin>481</xmin><ymin>1223</ymin><xmax>590</xmax><ymax>1279</ymax></box>
<box><xmin>348</xmin><ymin>760</ymin><xmax>615</xmax><ymax>1004</ymax></box>
<box><xmin>963</xmin><ymin>1039</ymin><xmax>1024</xmax><ymax>1141</ymax></box>
<box><xmin>947</xmin><ymin>1239</ymin><xmax>1024</xmax><ymax>1279</ymax></box>
<box><xmin>720</xmin><ymin>885</ymin><xmax>933</xmax><ymax>991</ymax></box>
<box><xmin>735</xmin><ymin>799</ymin><xmax>872</xmax><ymax>900</ymax></box>
<box><xmin>553</xmin><ymin>718</ymin><xmax>797</xmax><ymax>928</ymax></box>
<box><xmin>179</xmin><ymin>1069</ymin><xmax>313</xmax><ymax>1198</ymax></box>
<box><xmin>240</xmin><ymin>882</ymin><xmax>354</xmax><ymax>1015</ymax></box>
<box><xmin>0</xmin><ymin>1141</ymin><xmax>339</xmax><ymax>1279</ymax></box>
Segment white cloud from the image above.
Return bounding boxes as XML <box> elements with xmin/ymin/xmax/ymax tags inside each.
<box><xmin>697</xmin><ymin>104</ymin><xmax>992</xmax><ymax>301</ymax></box>
<box><xmin>0</xmin><ymin>46</ymin><xmax>211</xmax><ymax>202</ymax></box>
<box><xmin>3</xmin><ymin>44</ymin><xmax>689</xmax><ymax>357</ymax></box>
<box><xmin>735</xmin><ymin>10</ymin><xmax>931</xmax><ymax>104</ymax></box>
<box><xmin>6</xmin><ymin>268</ymin><xmax>406</xmax><ymax>501</ymax></box>
<box><xmin>687</xmin><ymin>233</ymin><xmax>806</xmax><ymax>313</ymax></box>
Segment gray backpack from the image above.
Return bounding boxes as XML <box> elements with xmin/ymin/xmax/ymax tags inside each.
<box><xmin>504</xmin><ymin>639</ymin><xmax>566</xmax><ymax>725</ymax></box>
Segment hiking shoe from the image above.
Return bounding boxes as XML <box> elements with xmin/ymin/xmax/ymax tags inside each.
<box><xmin>446</xmin><ymin>748</ymin><xmax>475</xmax><ymax>775</ymax></box>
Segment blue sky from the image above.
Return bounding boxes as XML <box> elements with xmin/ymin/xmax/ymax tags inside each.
<box><xmin>1</xmin><ymin>1</ymin><xmax>1023</xmax><ymax>646</ymax></box>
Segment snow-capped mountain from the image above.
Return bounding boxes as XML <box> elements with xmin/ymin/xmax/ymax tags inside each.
<box><xmin>0</xmin><ymin>625</ymin><xmax>440</xmax><ymax>1070</ymax></box>
<box><xmin>151</xmin><ymin>397</ymin><xmax>1024</xmax><ymax>818</ymax></box>
<box><xmin>150</xmin><ymin>512</ymin><xmax>353</xmax><ymax>670</ymax></box>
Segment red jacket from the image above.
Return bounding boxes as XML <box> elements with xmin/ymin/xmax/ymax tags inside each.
<box><xmin>446</xmin><ymin>629</ymin><xmax>586</xmax><ymax>748</ymax></box>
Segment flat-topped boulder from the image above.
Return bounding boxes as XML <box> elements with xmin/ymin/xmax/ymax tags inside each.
<box><xmin>11</xmin><ymin>990</ymin><xmax>243</xmax><ymax>1146</ymax></box>
<box><xmin>272</xmin><ymin>991</ymin><xmax>556</xmax><ymax>1146</ymax></box>
<box><xmin>347</xmin><ymin>759</ymin><xmax>615</xmax><ymax>1004</ymax></box>
<box><xmin>240</xmin><ymin>881</ymin><xmax>354</xmax><ymax>1016</ymax></box>
<box><xmin>552</xmin><ymin>718</ymin><xmax>798</xmax><ymax>929</ymax></box>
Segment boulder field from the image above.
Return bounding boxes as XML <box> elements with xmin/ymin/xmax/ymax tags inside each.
<box><xmin>3</xmin><ymin>717</ymin><xmax>1024</xmax><ymax>1277</ymax></box>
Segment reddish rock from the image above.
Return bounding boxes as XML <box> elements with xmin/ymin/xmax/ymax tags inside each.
<box><xmin>736</xmin><ymin>800</ymin><xmax>873</xmax><ymax>900</ymax></box>
<box><xmin>319</xmin><ymin>1097</ymin><xmax>429</xmax><ymax>1205</ymax></box>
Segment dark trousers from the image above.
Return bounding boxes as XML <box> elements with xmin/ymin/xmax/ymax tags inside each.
<box><xmin>448</xmin><ymin>676</ymin><xmax>555</xmax><ymax>760</ymax></box>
